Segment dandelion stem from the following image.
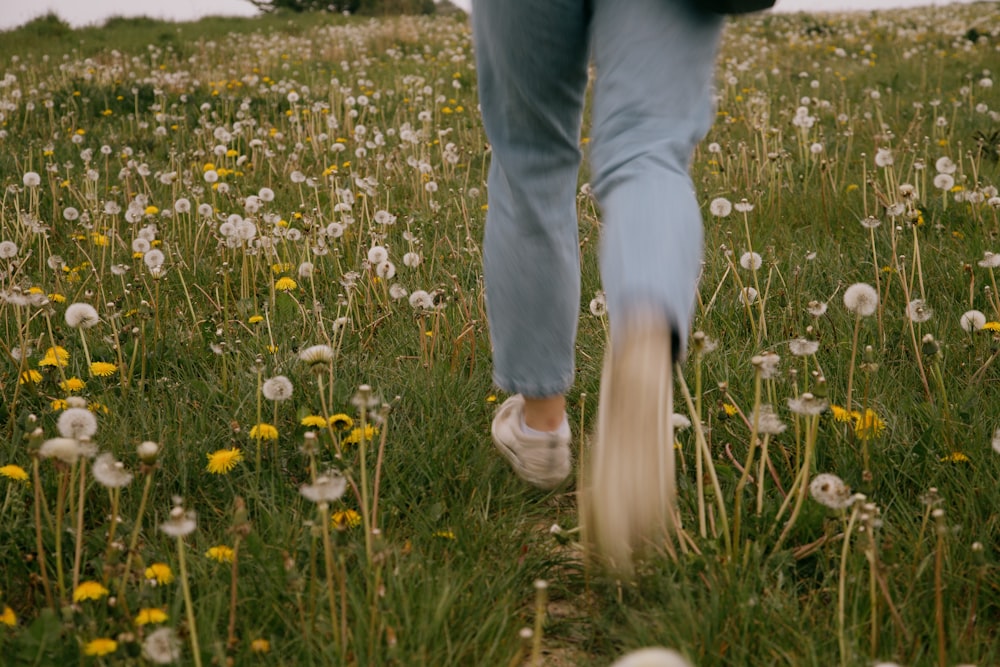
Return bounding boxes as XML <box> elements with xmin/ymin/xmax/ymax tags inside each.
<box><xmin>838</xmin><ymin>504</ymin><xmax>861</xmax><ymax>667</ymax></box>
<box><xmin>32</xmin><ymin>456</ymin><xmax>56</xmax><ymax>611</ymax></box>
<box><xmin>176</xmin><ymin>536</ymin><xmax>203</xmax><ymax>667</ymax></box>
<box><xmin>318</xmin><ymin>504</ymin><xmax>342</xmax><ymax>651</ymax></box>
<box><xmin>119</xmin><ymin>468</ymin><xmax>154</xmax><ymax>599</ymax></box>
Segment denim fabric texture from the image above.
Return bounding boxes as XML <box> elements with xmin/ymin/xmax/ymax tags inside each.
<box><xmin>473</xmin><ymin>0</ymin><xmax>723</xmax><ymax>397</ymax></box>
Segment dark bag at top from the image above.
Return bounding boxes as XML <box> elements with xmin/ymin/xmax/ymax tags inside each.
<box><xmin>700</xmin><ymin>0</ymin><xmax>776</xmax><ymax>15</ymax></box>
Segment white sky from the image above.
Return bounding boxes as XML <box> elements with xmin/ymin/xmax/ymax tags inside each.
<box><xmin>0</xmin><ymin>0</ymin><xmax>985</xmax><ymax>32</ymax></box>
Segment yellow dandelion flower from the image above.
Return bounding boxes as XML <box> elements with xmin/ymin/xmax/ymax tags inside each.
<box><xmin>38</xmin><ymin>346</ymin><xmax>70</xmax><ymax>367</ymax></box>
<box><xmin>135</xmin><ymin>608</ymin><xmax>168</xmax><ymax>626</ymax></box>
<box><xmin>0</xmin><ymin>464</ymin><xmax>29</xmax><ymax>482</ymax></box>
<box><xmin>248</xmin><ymin>314</ymin><xmax>264</xmax><ymax>324</ymax></box>
<box><xmin>205</xmin><ymin>545</ymin><xmax>235</xmax><ymax>563</ymax></box>
<box><xmin>982</xmin><ymin>321</ymin><xmax>1000</xmax><ymax>332</ymax></box>
<box><xmin>271</xmin><ymin>263</ymin><xmax>293</xmax><ymax>275</ymax></box>
<box><xmin>88</xmin><ymin>402</ymin><xmax>109</xmax><ymax>414</ymax></box>
<box><xmin>853</xmin><ymin>408</ymin><xmax>886</xmax><ymax>440</ymax></box>
<box><xmin>73</xmin><ymin>581</ymin><xmax>109</xmax><ymax>602</ymax></box>
<box><xmin>343</xmin><ymin>424</ymin><xmax>378</xmax><ymax>446</ymax></box>
<box><xmin>829</xmin><ymin>404</ymin><xmax>854</xmax><ymax>423</ymax></box>
<box><xmin>144</xmin><ymin>205</ymin><xmax>159</xmax><ymax>215</ymax></box>
<box><xmin>250</xmin><ymin>423</ymin><xmax>279</xmax><ymax>441</ymax></box>
<box><xmin>203</xmin><ymin>162</ymin><xmax>216</xmax><ymax>171</ymax></box>
<box><xmin>50</xmin><ymin>399</ymin><xmax>68</xmax><ymax>411</ymax></box>
<box><xmin>485</xmin><ymin>394</ymin><xmax>497</xmax><ymax>404</ymax></box>
<box><xmin>434</xmin><ymin>530</ymin><xmax>456</xmax><ymax>540</ymax></box>
<box><xmin>206</xmin><ymin>448</ymin><xmax>243</xmax><ymax>474</ymax></box>
<box><xmin>83</xmin><ymin>638</ymin><xmax>117</xmax><ymax>657</ymax></box>
<box><xmin>332</xmin><ymin>509</ymin><xmax>362</xmax><ymax>529</ymax></box>
<box><xmin>941</xmin><ymin>452</ymin><xmax>970</xmax><ymax>463</ymax></box>
<box><xmin>19</xmin><ymin>370</ymin><xmax>42</xmax><ymax>385</ymax></box>
<box><xmin>145</xmin><ymin>563</ymin><xmax>174</xmax><ymax>585</ymax></box>
<box><xmin>59</xmin><ymin>377</ymin><xmax>86</xmax><ymax>392</ymax></box>
<box><xmin>300</xmin><ymin>415</ymin><xmax>328</xmax><ymax>428</ymax></box>
<box><xmin>251</xmin><ymin>638</ymin><xmax>271</xmax><ymax>654</ymax></box>
<box><xmin>48</xmin><ymin>293</ymin><xmax>66</xmax><ymax>303</ymax></box>
<box><xmin>845</xmin><ymin>184</ymin><xmax>859</xmax><ymax>193</ymax></box>
<box><xmin>328</xmin><ymin>414</ymin><xmax>353</xmax><ymax>430</ymax></box>
<box><xmin>722</xmin><ymin>403</ymin><xmax>739</xmax><ymax>417</ymax></box>
<box><xmin>90</xmin><ymin>361</ymin><xmax>118</xmax><ymax>377</ymax></box>
<box><xmin>275</xmin><ymin>277</ymin><xmax>298</xmax><ymax>292</ymax></box>
<box><xmin>1</xmin><ymin>605</ymin><xmax>16</xmax><ymax>626</ymax></box>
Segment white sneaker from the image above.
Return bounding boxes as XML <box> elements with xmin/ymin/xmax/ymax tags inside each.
<box><xmin>611</xmin><ymin>648</ymin><xmax>692</xmax><ymax>667</ymax></box>
<box><xmin>491</xmin><ymin>394</ymin><xmax>572</xmax><ymax>490</ymax></box>
<box><xmin>584</xmin><ymin>313</ymin><xmax>675</xmax><ymax>574</ymax></box>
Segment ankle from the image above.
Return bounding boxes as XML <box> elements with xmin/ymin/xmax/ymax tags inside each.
<box><xmin>522</xmin><ymin>395</ymin><xmax>566</xmax><ymax>432</ymax></box>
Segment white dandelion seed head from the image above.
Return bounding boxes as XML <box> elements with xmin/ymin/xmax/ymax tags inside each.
<box><xmin>589</xmin><ymin>291</ymin><xmax>607</xmax><ymax>317</ymax></box>
<box><xmin>739</xmin><ymin>286</ymin><xmax>758</xmax><ymax>305</ymax></box>
<box><xmin>992</xmin><ymin>428</ymin><xmax>1000</xmax><ymax>455</ymax></box>
<box><xmin>290</xmin><ymin>170</ymin><xmax>306</xmax><ymax>184</ymax></box>
<box><xmin>402</xmin><ymin>251</ymin><xmax>421</xmax><ymax>268</ymax></box>
<box><xmin>408</xmin><ymin>289</ymin><xmax>434</xmax><ymax>310</ymax></box>
<box><xmin>137</xmin><ymin>440</ymin><xmax>160</xmax><ymax>464</ymax></box>
<box><xmin>960</xmin><ymin>310</ymin><xmax>986</xmax><ymax>332</ymax></box>
<box><xmin>132</xmin><ymin>238</ymin><xmax>151</xmax><ymax>254</ymax></box>
<box><xmin>787</xmin><ymin>392</ymin><xmax>828</xmax><ymax>416</ymax></box>
<box><xmin>860</xmin><ymin>216</ymin><xmax>881</xmax><ymax>229</ymax></box>
<box><xmin>143</xmin><ymin>627</ymin><xmax>182</xmax><ymax>664</ymax></box>
<box><xmin>843</xmin><ymin>283</ymin><xmax>879</xmax><ymax>317</ymax></box>
<box><xmin>789</xmin><ymin>338</ymin><xmax>819</xmax><ymax>357</ymax></box>
<box><xmin>809</xmin><ymin>473</ymin><xmax>855</xmax><ymax>510</ymax></box>
<box><xmin>0</xmin><ymin>240</ymin><xmax>18</xmax><ymax>259</ymax></box>
<box><xmin>610</xmin><ymin>648</ymin><xmax>692</xmax><ymax>667</ymax></box>
<box><xmin>92</xmin><ymin>452</ymin><xmax>133</xmax><ymax>488</ymax></box>
<box><xmin>978</xmin><ymin>252</ymin><xmax>1000</xmax><ymax>269</ymax></box>
<box><xmin>326</xmin><ymin>222</ymin><xmax>344</xmax><ymax>238</ymax></box>
<box><xmin>671</xmin><ymin>414</ymin><xmax>691</xmax><ymax>430</ymax></box>
<box><xmin>709</xmin><ymin>197</ymin><xmax>732</xmax><ymax>217</ymax></box>
<box><xmin>806</xmin><ymin>301</ymin><xmax>828</xmax><ymax>317</ymax></box>
<box><xmin>57</xmin><ymin>407</ymin><xmax>98</xmax><ymax>440</ymax></box>
<box><xmin>173</xmin><ymin>198</ymin><xmax>191</xmax><ymax>214</ymax></box>
<box><xmin>198</xmin><ymin>203</ymin><xmax>214</xmax><ymax>218</ymax></box>
<box><xmin>262</xmin><ymin>375</ymin><xmax>294</xmax><ymax>401</ymax></box>
<box><xmin>367</xmin><ymin>245</ymin><xmax>388</xmax><ymax>265</ymax></box>
<box><xmin>376</xmin><ymin>260</ymin><xmax>396</xmax><ymax>279</ymax></box>
<box><xmin>65</xmin><ymin>302</ymin><xmax>100</xmax><ymax>329</ymax></box>
<box><xmin>739</xmin><ymin>251</ymin><xmax>762</xmax><ymax>271</ymax></box>
<box><xmin>898</xmin><ymin>183</ymin><xmax>916</xmax><ymax>199</ymax></box>
<box><xmin>159</xmin><ymin>505</ymin><xmax>197</xmax><ymax>538</ymax></box>
<box><xmin>300</xmin><ymin>470</ymin><xmax>347</xmax><ymax>504</ymax></box>
<box><xmin>39</xmin><ymin>437</ymin><xmax>96</xmax><ymax>465</ymax></box>
<box><xmin>143</xmin><ymin>249</ymin><xmax>165</xmax><ymax>271</ymax></box>
<box><xmin>299</xmin><ymin>344</ymin><xmax>335</xmax><ymax>367</ymax></box>
<box><xmin>389</xmin><ymin>283</ymin><xmax>408</xmax><ymax>300</ymax></box>
<box><xmin>874</xmin><ymin>147</ymin><xmax>893</xmax><ymax>168</ymax></box>
<box><xmin>935</xmin><ymin>156</ymin><xmax>957</xmax><ymax>174</ymax></box>
<box><xmin>734</xmin><ymin>200</ymin><xmax>754</xmax><ymax>213</ymax></box>
<box><xmin>906</xmin><ymin>299</ymin><xmax>932</xmax><ymax>323</ymax></box>
<box><xmin>933</xmin><ymin>173</ymin><xmax>955</xmax><ymax>191</ymax></box>
<box><xmin>23</xmin><ymin>171</ymin><xmax>41</xmax><ymax>187</ymax></box>
<box><xmin>754</xmin><ymin>404</ymin><xmax>787</xmax><ymax>435</ymax></box>
<box><xmin>258</xmin><ymin>187</ymin><xmax>275</xmax><ymax>202</ymax></box>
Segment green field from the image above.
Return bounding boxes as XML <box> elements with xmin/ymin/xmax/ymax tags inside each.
<box><xmin>1</xmin><ymin>4</ymin><xmax>999</xmax><ymax>665</ymax></box>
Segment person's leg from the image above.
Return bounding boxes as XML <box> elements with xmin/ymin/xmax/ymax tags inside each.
<box><xmin>589</xmin><ymin>0</ymin><xmax>722</xmax><ymax>350</ymax></box>
<box><xmin>472</xmin><ymin>0</ymin><xmax>590</xmax><ymax>431</ymax></box>
<box><xmin>584</xmin><ymin>0</ymin><xmax>722</xmax><ymax>570</ymax></box>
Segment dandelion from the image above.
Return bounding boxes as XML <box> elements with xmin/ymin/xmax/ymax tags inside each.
<box><xmin>740</xmin><ymin>251</ymin><xmax>762</xmax><ymax>271</ymax></box>
<box><xmin>854</xmin><ymin>409</ymin><xmax>886</xmax><ymax>440</ymax></box>
<box><xmin>830</xmin><ymin>405</ymin><xmax>854</xmax><ymax>423</ymax></box>
<box><xmin>90</xmin><ymin>361</ymin><xmax>117</xmax><ymax>377</ymax></box>
<box><xmin>73</xmin><ymin>580</ymin><xmax>109</xmax><ymax>602</ymax></box>
<box><xmin>38</xmin><ymin>346</ymin><xmax>70</xmax><ymax>367</ymax></box>
<box><xmin>251</xmin><ymin>638</ymin><xmax>271</xmax><ymax>654</ymax></box>
<box><xmin>787</xmin><ymin>392</ymin><xmax>828</xmax><ymax>416</ymax></box>
<box><xmin>332</xmin><ymin>509</ymin><xmax>362</xmax><ymax>529</ymax></box>
<box><xmin>145</xmin><ymin>563</ymin><xmax>174</xmax><ymax>585</ymax></box>
<box><xmin>23</xmin><ymin>171</ymin><xmax>41</xmax><ymax>187</ymax></box>
<box><xmin>739</xmin><ymin>287</ymin><xmax>758</xmax><ymax>305</ymax></box>
<box><xmin>159</xmin><ymin>506</ymin><xmax>197</xmax><ymax>538</ymax></box>
<box><xmin>299</xmin><ymin>344</ymin><xmax>334</xmax><ymax>370</ymax></box>
<box><xmin>300</xmin><ymin>470</ymin><xmax>347</xmax><ymax>504</ymax></box>
<box><xmin>860</xmin><ymin>216</ymin><xmax>881</xmax><ymax>229</ymax></box>
<box><xmin>1</xmin><ymin>605</ymin><xmax>15</xmax><ymax>626</ymax></box>
<box><xmin>960</xmin><ymin>310</ymin><xmax>986</xmax><ymax>331</ymax></box>
<box><xmin>250</xmin><ymin>423</ymin><xmax>278</xmax><ymax>441</ymax></box>
<box><xmin>809</xmin><ymin>473</ymin><xmax>855</xmax><ymax>510</ymax></box>
<box><xmin>143</xmin><ymin>627</ymin><xmax>182</xmax><ymax>664</ymax></box>
<box><xmin>992</xmin><ymin>429</ymin><xmax>1000</xmax><ymax>454</ymax></box>
<box><xmin>65</xmin><ymin>303</ymin><xmax>99</xmax><ymax>329</ymax></box>
<box><xmin>0</xmin><ymin>464</ymin><xmax>29</xmax><ymax>482</ymax></box>
<box><xmin>343</xmin><ymin>424</ymin><xmax>378</xmax><ymax>446</ymax></box>
<box><xmin>135</xmin><ymin>608</ymin><xmax>169</xmax><ymax>626</ymax></box>
<box><xmin>329</xmin><ymin>413</ymin><xmax>353</xmax><ymax>430</ymax></box>
<box><xmin>39</xmin><ymin>437</ymin><xmax>96</xmax><ymax>465</ymax></box>
<box><xmin>275</xmin><ymin>277</ymin><xmax>297</xmax><ymax>292</ymax></box>
<box><xmin>56</xmin><ymin>407</ymin><xmax>98</xmax><ymax>439</ymax></box>
<box><xmin>19</xmin><ymin>370</ymin><xmax>42</xmax><ymax>385</ymax></box>
<box><xmin>206</xmin><ymin>448</ymin><xmax>243</xmax><ymax>474</ymax></box>
<box><xmin>709</xmin><ymin>197</ymin><xmax>732</xmax><ymax>217</ymax></box>
<box><xmin>301</xmin><ymin>415</ymin><xmax>328</xmax><ymax>428</ymax></box>
<box><xmin>92</xmin><ymin>453</ymin><xmax>133</xmax><ymax>488</ymax></box>
<box><xmin>940</xmin><ymin>452</ymin><xmax>970</xmax><ymax>463</ymax></box>
<box><xmin>589</xmin><ymin>291</ymin><xmax>607</xmax><ymax>317</ymax></box>
<box><xmin>205</xmin><ymin>545</ymin><xmax>235</xmax><ymax>563</ymax></box>
<box><xmin>59</xmin><ymin>377</ymin><xmax>85</xmax><ymax>392</ymax></box>
<box><xmin>906</xmin><ymin>299</ymin><xmax>932</xmax><ymax>323</ymax></box>
<box><xmin>844</xmin><ymin>283</ymin><xmax>879</xmax><ymax>316</ymax></box>
<box><xmin>933</xmin><ymin>173</ymin><xmax>955</xmax><ymax>191</ymax></box>
<box><xmin>874</xmin><ymin>148</ymin><xmax>893</xmax><ymax>167</ymax></box>
<box><xmin>262</xmin><ymin>376</ymin><xmax>293</xmax><ymax>401</ymax></box>
<box><xmin>789</xmin><ymin>338</ymin><xmax>819</xmax><ymax>356</ymax></box>
<box><xmin>83</xmin><ymin>638</ymin><xmax>117</xmax><ymax>657</ymax></box>
<box><xmin>367</xmin><ymin>245</ymin><xmax>389</xmax><ymax>264</ymax></box>
<box><xmin>434</xmin><ymin>530</ymin><xmax>456</xmax><ymax>540</ymax></box>
<box><xmin>935</xmin><ymin>156</ymin><xmax>957</xmax><ymax>174</ymax></box>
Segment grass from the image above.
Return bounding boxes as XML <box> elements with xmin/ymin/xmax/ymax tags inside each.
<box><xmin>0</xmin><ymin>4</ymin><xmax>999</xmax><ymax>666</ymax></box>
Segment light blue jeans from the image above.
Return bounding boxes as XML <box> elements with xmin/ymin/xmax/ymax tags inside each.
<box><xmin>473</xmin><ymin>0</ymin><xmax>723</xmax><ymax>397</ymax></box>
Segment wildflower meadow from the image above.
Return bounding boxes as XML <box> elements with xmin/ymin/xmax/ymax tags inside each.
<box><xmin>1</xmin><ymin>5</ymin><xmax>999</xmax><ymax>665</ymax></box>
